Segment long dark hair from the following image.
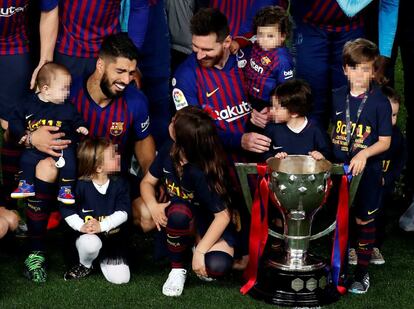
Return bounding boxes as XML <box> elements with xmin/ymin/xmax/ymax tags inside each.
<box><xmin>171</xmin><ymin>106</ymin><xmax>231</xmax><ymax>207</ymax></box>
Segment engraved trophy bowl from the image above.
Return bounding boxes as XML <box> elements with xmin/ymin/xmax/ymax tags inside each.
<box><xmin>266</xmin><ymin>155</ymin><xmax>332</xmax><ymax>272</ymax></box>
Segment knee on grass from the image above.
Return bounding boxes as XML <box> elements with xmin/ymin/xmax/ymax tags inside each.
<box><xmin>100</xmin><ymin>262</ymin><xmax>130</xmax><ymax>284</ymax></box>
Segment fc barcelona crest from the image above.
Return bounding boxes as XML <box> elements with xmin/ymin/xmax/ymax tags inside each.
<box><xmin>261</xmin><ymin>56</ymin><xmax>271</xmax><ymax>66</ymax></box>
<box><xmin>110</xmin><ymin>122</ymin><xmax>124</xmax><ymax>136</ymax></box>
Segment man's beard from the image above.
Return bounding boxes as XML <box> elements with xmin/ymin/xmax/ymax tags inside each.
<box><xmin>100</xmin><ymin>73</ymin><xmax>125</xmax><ymax>99</ymax></box>
<box><xmin>198</xmin><ymin>49</ymin><xmax>224</xmax><ymax>68</ymax></box>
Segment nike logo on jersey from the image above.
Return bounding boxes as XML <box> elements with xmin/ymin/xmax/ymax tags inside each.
<box><xmin>163</xmin><ymin>168</ymin><xmax>171</xmax><ymax>174</ymax></box>
<box><xmin>272</xmin><ymin>146</ymin><xmax>283</xmax><ymax>150</ymax></box>
<box><xmin>82</xmin><ymin>209</ymin><xmax>94</xmax><ymax>213</ymax></box>
<box><xmin>336</xmin><ymin>111</ymin><xmax>343</xmax><ymax>116</ymax></box>
<box><xmin>25</xmin><ymin>114</ymin><xmax>34</xmax><ymax>120</ymax></box>
<box><xmin>368</xmin><ymin>208</ymin><xmax>379</xmax><ymax>215</ymax></box>
<box><xmin>206</xmin><ymin>88</ymin><xmax>219</xmax><ymax>98</ymax></box>
<box><xmin>252</xmin><ymin>87</ymin><xmax>260</xmax><ymax>93</ymax></box>
<box><xmin>61</xmin><ymin>178</ymin><xmax>75</xmax><ymax>182</ymax></box>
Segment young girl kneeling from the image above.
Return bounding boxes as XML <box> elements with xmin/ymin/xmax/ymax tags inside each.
<box><xmin>141</xmin><ymin>106</ymin><xmax>235</xmax><ymax>296</ymax></box>
<box><xmin>61</xmin><ymin>138</ymin><xmax>131</xmax><ymax>284</ymax></box>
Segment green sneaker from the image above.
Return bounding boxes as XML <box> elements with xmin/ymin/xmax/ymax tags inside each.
<box><xmin>24</xmin><ymin>251</ymin><xmax>47</xmax><ymax>283</ymax></box>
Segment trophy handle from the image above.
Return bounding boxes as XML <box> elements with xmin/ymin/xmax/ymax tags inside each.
<box><xmin>307</xmin><ymin>165</ymin><xmax>363</xmax><ymax>241</ymax></box>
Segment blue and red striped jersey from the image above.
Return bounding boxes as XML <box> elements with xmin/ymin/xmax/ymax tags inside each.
<box><xmin>69</xmin><ymin>77</ymin><xmax>150</xmax><ymax>159</ymax></box>
<box><xmin>172</xmin><ymin>54</ymin><xmax>252</xmax><ymax>164</ymax></box>
<box><xmin>242</xmin><ymin>43</ymin><xmax>294</xmax><ymax>103</ymax></box>
<box><xmin>0</xmin><ymin>0</ymin><xmax>53</xmax><ymax>55</ymax></box>
<box><xmin>291</xmin><ymin>0</ymin><xmax>363</xmax><ymax>32</ymax></box>
<box><xmin>210</xmin><ymin>0</ymin><xmax>286</xmax><ymax>37</ymax></box>
<box><xmin>49</xmin><ymin>0</ymin><xmax>122</xmax><ymax>58</ymax></box>
<box><xmin>210</xmin><ymin>0</ymin><xmax>251</xmax><ymax>37</ymax></box>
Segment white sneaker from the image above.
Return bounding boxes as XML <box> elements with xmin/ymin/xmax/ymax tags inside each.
<box><xmin>162</xmin><ymin>268</ymin><xmax>187</xmax><ymax>297</ymax></box>
<box><xmin>370</xmin><ymin>247</ymin><xmax>385</xmax><ymax>265</ymax></box>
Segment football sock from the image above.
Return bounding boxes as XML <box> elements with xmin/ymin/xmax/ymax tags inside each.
<box><xmin>76</xmin><ymin>234</ymin><xmax>102</xmax><ymax>268</ymax></box>
<box><xmin>26</xmin><ymin>178</ymin><xmax>56</xmax><ymax>251</ymax></box>
<box><xmin>166</xmin><ymin>203</ymin><xmax>194</xmax><ymax>269</ymax></box>
<box><xmin>355</xmin><ymin>220</ymin><xmax>376</xmax><ymax>276</ymax></box>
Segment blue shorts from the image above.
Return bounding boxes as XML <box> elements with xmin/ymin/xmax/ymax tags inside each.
<box><xmin>353</xmin><ymin>161</ymin><xmax>383</xmax><ymax>221</ymax></box>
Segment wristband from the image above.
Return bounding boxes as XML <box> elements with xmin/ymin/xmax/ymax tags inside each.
<box><xmin>27</xmin><ymin>132</ymin><xmax>34</xmax><ymax>148</ymax></box>
<box><xmin>18</xmin><ymin>134</ymin><xmax>28</xmax><ymax>145</ymax></box>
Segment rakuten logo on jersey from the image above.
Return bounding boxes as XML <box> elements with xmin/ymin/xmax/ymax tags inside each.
<box><xmin>250</xmin><ymin>59</ymin><xmax>263</xmax><ymax>74</ymax></box>
<box><xmin>0</xmin><ymin>5</ymin><xmax>27</xmax><ymax>17</ymax></box>
<box><xmin>214</xmin><ymin>101</ymin><xmax>252</xmax><ymax>122</ymax></box>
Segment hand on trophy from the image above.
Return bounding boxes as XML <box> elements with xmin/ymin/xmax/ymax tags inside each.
<box><xmin>309</xmin><ymin>151</ymin><xmax>325</xmax><ymax>161</ymax></box>
<box><xmin>275</xmin><ymin>152</ymin><xmax>288</xmax><ymax>159</ymax></box>
<box><xmin>349</xmin><ymin>149</ymin><xmax>368</xmax><ymax>176</ymax></box>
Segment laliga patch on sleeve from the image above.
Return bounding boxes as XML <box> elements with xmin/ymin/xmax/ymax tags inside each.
<box><xmin>172</xmin><ymin>88</ymin><xmax>188</xmax><ymax>110</ymax></box>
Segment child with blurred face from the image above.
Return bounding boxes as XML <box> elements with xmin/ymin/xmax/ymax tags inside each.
<box><xmin>262</xmin><ymin>79</ymin><xmax>331</xmax><ymax>161</ymax></box>
<box><xmin>62</xmin><ymin>138</ymin><xmax>131</xmax><ymax>284</ymax></box>
<box><xmin>9</xmin><ymin>63</ymin><xmax>88</xmax><ymax>205</ymax></box>
<box><xmin>331</xmin><ymin>38</ymin><xmax>392</xmax><ymax>294</ymax></box>
<box><xmin>243</xmin><ymin>5</ymin><xmax>294</xmax><ymax>133</ymax></box>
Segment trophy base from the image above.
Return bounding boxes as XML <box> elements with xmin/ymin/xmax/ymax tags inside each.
<box><xmin>249</xmin><ymin>250</ymin><xmax>330</xmax><ymax>307</ymax></box>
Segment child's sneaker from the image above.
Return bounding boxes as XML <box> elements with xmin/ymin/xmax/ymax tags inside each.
<box><xmin>348</xmin><ymin>248</ymin><xmax>357</xmax><ymax>265</ymax></box>
<box><xmin>370</xmin><ymin>247</ymin><xmax>385</xmax><ymax>265</ymax></box>
<box><xmin>11</xmin><ymin>180</ymin><xmax>35</xmax><ymax>199</ymax></box>
<box><xmin>348</xmin><ymin>272</ymin><xmax>370</xmax><ymax>294</ymax></box>
<box><xmin>64</xmin><ymin>264</ymin><xmax>93</xmax><ymax>280</ymax></box>
<box><xmin>57</xmin><ymin>186</ymin><xmax>75</xmax><ymax>205</ymax></box>
<box><xmin>197</xmin><ymin>274</ymin><xmax>216</xmax><ymax>282</ymax></box>
<box><xmin>162</xmin><ymin>268</ymin><xmax>187</xmax><ymax>297</ymax></box>
<box><xmin>23</xmin><ymin>251</ymin><xmax>47</xmax><ymax>283</ymax></box>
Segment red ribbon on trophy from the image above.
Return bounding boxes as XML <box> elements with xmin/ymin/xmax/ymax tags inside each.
<box><xmin>240</xmin><ymin>163</ymin><xmax>269</xmax><ymax>295</ymax></box>
<box><xmin>330</xmin><ymin>173</ymin><xmax>350</xmax><ymax>294</ymax></box>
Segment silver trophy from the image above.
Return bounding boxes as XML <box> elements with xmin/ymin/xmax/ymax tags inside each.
<box><xmin>245</xmin><ymin>155</ymin><xmax>335</xmax><ymax>307</ymax></box>
<box><xmin>267</xmin><ymin>155</ymin><xmax>332</xmax><ymax>271</ymax></box>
